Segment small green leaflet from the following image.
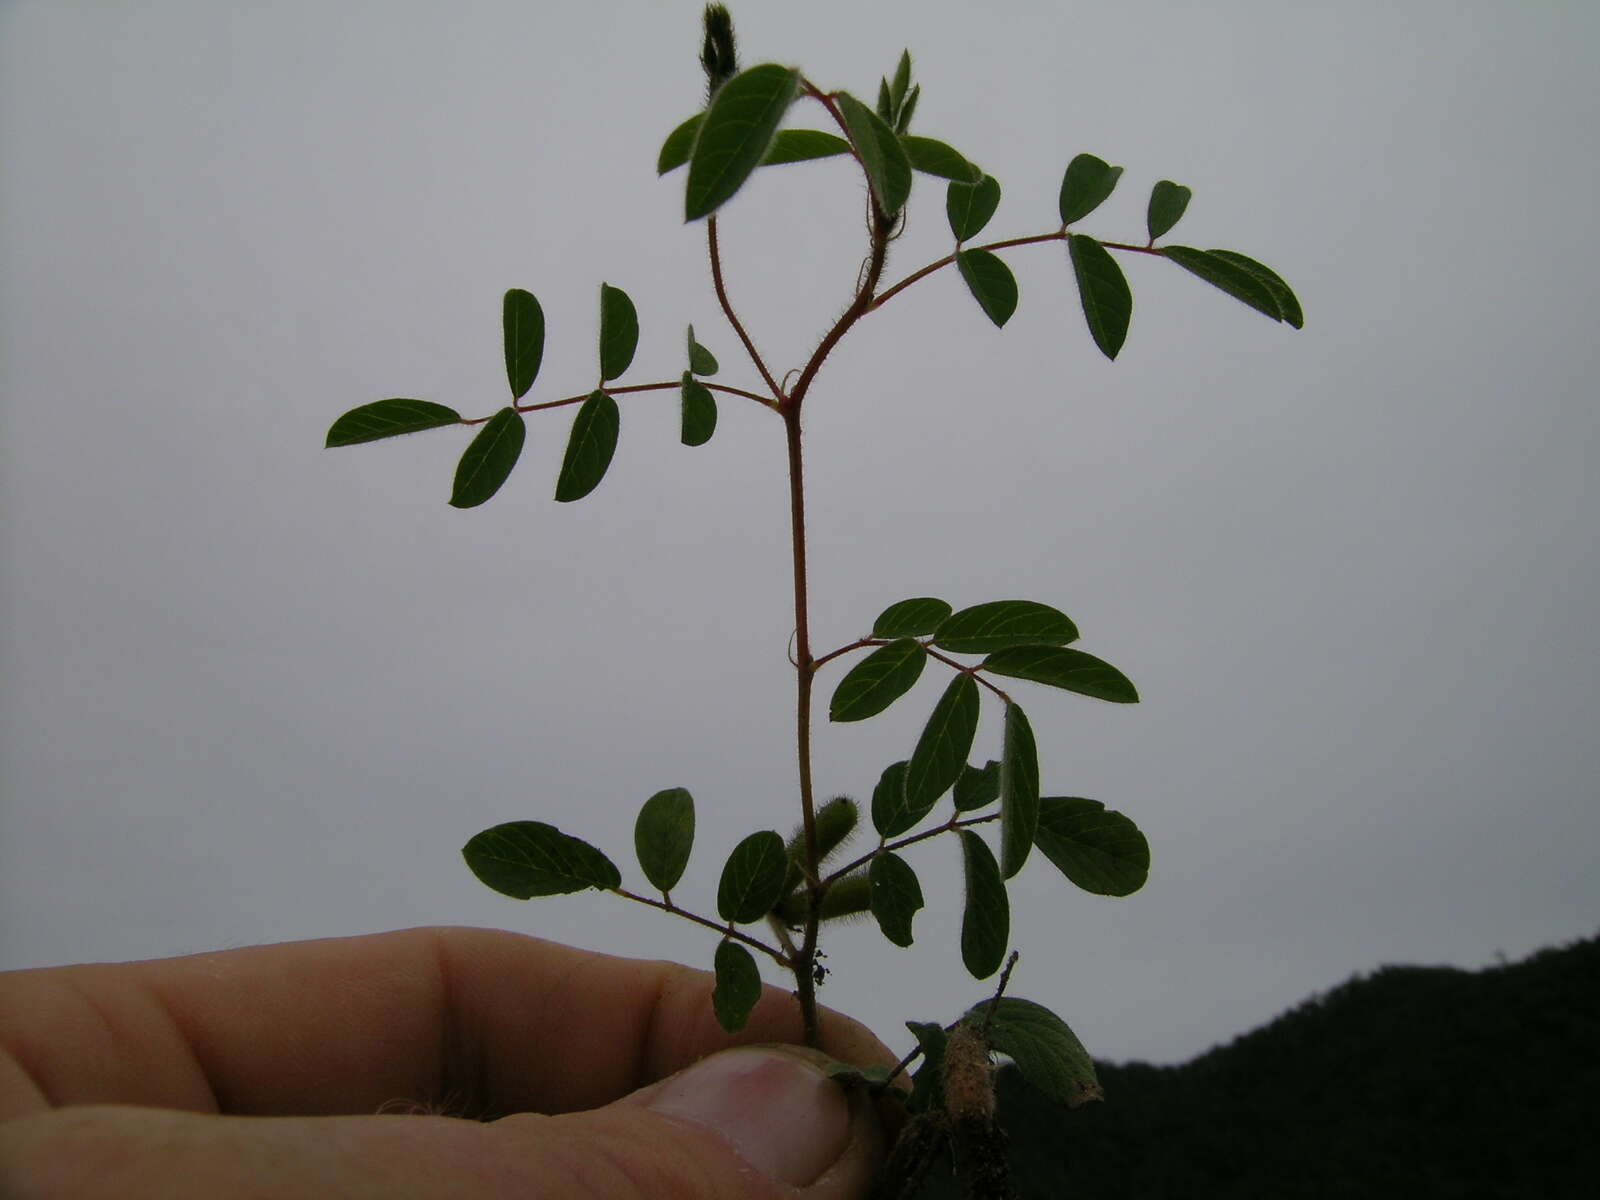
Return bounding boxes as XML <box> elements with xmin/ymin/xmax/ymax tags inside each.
<box><xmin>829</xmin><ymin>638</ymin><xmax>926</xmax><ymax>723</ymax></box>
<box><xmin>1058</xmin><ymin>153</ymin><xmax>1124</xmax><ymax>225</ymax></box>
<box><xmin>1068</xmin><ymin>234</ymin><xmax>1132</xmax><ymax>361</ymax></box>
<box><xmin>869</xmin><ymin>760</ymin><xmax>921</xmax><ymax>839</ymax></box>
<box><xmin>1162</xmin><ymin>246</ymin><xmax>1287</xmax><ymax>324</ymax></box>
<box><xmin>876</xmin><ymin>75</ymin><xmax>893</xmax><ymax>122</ymax></box>
<box><xmin>449</xmin><ymin>407</ymin><xmax>525</xmax><ymax>508</ymax></box>
<box><xmin>598</xmin><ymin>283</ymin><xmax>638</xmax><ymax>381</ymax></box>
<box><xmin>872</xmin><ymin>596</ymin><xmax>952</xmax><ymax>638</ymax></box>
<box><xmin>959</xmin><ymin>830</ymin><xmax>1009</xmax><ymax>979</ymax></box>
<box><xmin>933</xmin><ymin>600</ymin><xmax>1078</xmax><ymax>655</ymax></box>
<box><xmin>461</xmin><ymin>820</ymin><xmax>621</xmax><ymax>898</ymax></box>
<box><xmin>503</xmin><ymin>288</ymin><xmax>544</xmax><ymax>400</ymax></box>
<box><xmin>1208</xmin><ymin>249</ymin><xmax>1304</xmax><ymax>329</ymax></box>
<box><xmin>1146</xmin><ymin>180</ymin><xmax>1191</xmax><ymax>242</ymax></box>
<box><xmin>869</xmin><ymin>852</ymin><xmax>924</xmax><ymax>948</ymax></box>
<box><xmin>947</xmin><ymin>174</ymin><xmax>1001</xmax><ymax>242</ymax></box>
<box><xmin>763</xmin><ymin>129</ymin><xmax>850</xmax><ymax>165</ymax></box>
<box><xmin>963</xmin><ymin>997</ymin><xmax>1103</xmax><ymax>1108</ymax></box>
<box><xmin>889</xmin><ymin>50</ymin><xmax>912</xmax><ymax>115</ymax></box>
<box><xmin>895</xmin><ymin>84</ymin><xmax>920</xmax><ymax>134</ymax></box>
<box><xmin>956</xmin><ymin>249</ymin><xmax>1018</xmax><ymax>328</ymax></box>
<box><xmin>686</xmin><ymin>325</ymin><xmax>719</xmax><ymax>376</ymax></box>
<box><xmin>953</xmin><ymin>760</ymin><xmax>1000</xmax><ymax>812</ymax></box>
<box><xmin>554</xmin><ymin>391</ymin><xmax>620</xmax><ymax>503</ymax></box>
<box><xmin>657</xmin><ymin>113</ymin><xmax>702</xmax><ymax>174</ymax></box>
<box><xmin>716</xmin><ymin>830</ymin><xmax>788</xmax><ymax>923</ymax></box>
<box><xmin>982</xmin><ymin>646</ymin><xmax>1139</xmax><ymax>703</ymax></box>
<box><xmin>712</xmin><ymin>940</ymin><xmax>762</xmax><ymax>1033</ymax></box>
<box><xmin>999</xmin><ymin>703</ymin><xmax>1040</xmax><ymax>879</ymax></box>
<box><xmin>834</xmin><ymin>92</ymin><xmax>913</xmax><ymax>217</ymax></box>
<box><xmin>904</xmin><ymin>674</ymin><xmax>980</xmax><ymax>817</ymax></box>
<box><xmin>325</xmin><ymin>399</ymin><xmax>461</xmax><ymax>448</ymax></box>
<box><xmin>900</xmin><ymin>135</ymin><xmax>980</xmax><ymax>183</ymax></box>
<box><xmin>685</xmin><ymin>63</ymin><xmax>801</xmax><ymax>220</ymax></box>
<box><xmin>634</xmin><ymin>787</ymin><xmax>695</xmax><ymax>893</ymax></box>
<box><xmin>1033</xmin><ymin>796</ymin><xmax>1150</xmax><ymax>896</ymax></box>
<box><xmin>680</xmin><ymin>372</ymin><xmax>717</xmax><ymax>447</ymax></box>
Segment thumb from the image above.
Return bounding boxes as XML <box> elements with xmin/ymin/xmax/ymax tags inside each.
<box><xmin>497</xmin><ymin>1045</ymin><xmax>886</xmax><ymax>1200</ymax></box>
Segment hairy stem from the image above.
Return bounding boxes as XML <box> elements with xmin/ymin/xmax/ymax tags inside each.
<box><xmin>612</xmin><ymin>887</ymin><xmax>789</xmax><ymax>965</ymax></box>
<box><xmin>708</xmin><ymin>215</ymin><xmax>786</xmax><ymax>403</ymax></box>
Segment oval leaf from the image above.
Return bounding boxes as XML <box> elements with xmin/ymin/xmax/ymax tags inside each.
<box><xmin>503</xmin><ymin>288</ymin><xmax>544</xmax><ymax>400</ymax></box>
<box><xmin>956</xmin><ymin>248</ymin><xmax>1018</xmax><ymax>328</ymax></box>
<box><xmin>1146</xmin><ymin>179</ymin><xmax>1192</xmax><ymax>242</ymax></box>
<box><xmin>1162</xmin><ymin>246</ymin><xmax>1283</xmax><ymax>323</ymax></box>
<box><xmin>686</xmin><ymin>324</ymin><xmax>719</xmax><ymax>376</ymax></box>
<box><xmin>999</xmin><ymin>702</ymin><xmax>1040</xmax><ymax>879</ymax></box>
<box><xmin>870</xmin><ymin>760</ymin><xmax>916</xmax><ymax>838</ymax></box>
<box><xmin>834</xmin><ymin>91</ymin><xmax>913</xmax><ymax>217</ymax></box>
<box><xmin>933</xmin><ymin>600</ymin><xmax>1078</xmax><ymax>655</ymax></box>
<box><xmin>763</xmin><ymin>128</ymin><xmax>850</xmax><ymax>165</ymax></box>
<box><xmin>462</xmin><ymin>820</ymin><xmax>620</xmax><ymax>898</ymax></box>
<box><xmin>634</xmin><ymin>787</ymin><xmax>695</xmax><ymax>893</ymax></box>
<box><xmin>554</xmin><ymin>390</ymin><xmax>620</xmax><ymax>503</ymax></box>
<box><xmin>680</xmin><ymin>371</ymin><xmax>717</xmax><ymax>447</ymax></box>
<box><xmin>958</xmin><ymin>830</ymin><xmax>1009</xmax><ymax>980</ymax></box>
<box><xmin>954</xmin><ymin>759</ymin><xmax>1001</xmax><ymax>812</ymax></box>
<box><xmin>598</xmin><ymin>283</ymin><xmax>638</xmax><ymax>381</ymax></box>
<box><xmin>326</xmin><ymin>399</ymin><xmax>461</xmax><ymax>448</ymax></box>
<box><xmin>657</xmin><ymin>113</ymin><xmax>703</xmax><ymax>174</ymax></box>
<box><xmin>712</xmin><ymin>939</ymin><xmax>763</xmax><ymax>1033</ymax></box>
<box><xmin>872</xmin><ymin>596</ymin><xmax>952</xmax><ymax>639</ymax></box>
<box><xmin>905</xmin><ymin>674</ymin><xmax>980</xmax><ymax>817</ymax></box>
<box><xmin>829</xmin><ymin>638</ymin><xmax>926</xmax><ymax>723</ymax></box>
<box><xmin>983</xmin><ymin>646</ymin><xmax>1138</xmax><ymax>703</ymax></box>
<box><xmin>869</xmin><ymin>852</ymin><xmax>924</xmax><ymax>948</ymax></box>
<box><xmin>685</xmin><ymin>63</ymin><xmax>801</xmax><ymax>220</ymax></box>
<box><xmin>1209</xmin><ymin>250</ymin><xmax>1304</xmax><ymax>329</ymax></box>
<box><xmin>1058</xmin><ymin>153</ymin><xmax>1124</xmax><ymax>225</ymax></box>
<box><xmin>1034</xmin><ymin>796</ymin><xmax>1150</xmax><ymax>896</ymax></box>
<box><xmin>900</xmin><ymin>135</ymin><xmax>980</xmax><ymax>182</ymax></box>
<box><xmin>449</xmin><ymin>406</ymin><xmax>525</xmax><ymax>508</ymax></box>
<box><xmin>947</xmin><ymin>173</ymin><xmax>1001</xmax><ymax>242</ymax></box>
<box><xmin>716</xmin><ymin>830</ymin><xmax>787</xmax><ymax>923</ymax></box>
<box><xmin>1068</xmin><ymin>234</ymin><xmax>1133</xmax><ymax>361</ymax></box>
<box><xmin>963</xmin><ymin>996</ymin><xmax>1102</xmax><ymax>1107</ymax></box>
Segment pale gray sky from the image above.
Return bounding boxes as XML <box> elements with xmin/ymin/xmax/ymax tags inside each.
<box><xmin>3</xmin><ymin>1</ymin><xmax>1597</xmax><ymax>1067</ymax></box>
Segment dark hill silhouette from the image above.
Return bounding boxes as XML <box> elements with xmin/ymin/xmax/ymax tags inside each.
<box><xmin>912</xmin><ymin>932</ymin><xmax>1600</xmax><ymax>1198</ymax></box>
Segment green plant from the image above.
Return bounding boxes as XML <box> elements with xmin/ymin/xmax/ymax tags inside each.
<box><xmin>326</xmin><ymin>7</ymin><xmax>1300</xmax><ymax>1194</ymax></box>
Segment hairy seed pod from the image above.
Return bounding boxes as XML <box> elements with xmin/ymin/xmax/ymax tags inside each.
<box><xmin>815</xmin><ymin>871</ymin><xmax>872</xmax><ymax>921</ymax></box>
<box><xmin>779</xmin><ymin>795</ymin><xmax>859</xmax><ymax>897</ymax></box>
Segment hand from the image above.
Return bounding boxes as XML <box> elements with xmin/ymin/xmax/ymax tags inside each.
<box><xmin>0</xmin><ymin>926</ymin><xmax>891</xmax><ymax>1198</ymax></box>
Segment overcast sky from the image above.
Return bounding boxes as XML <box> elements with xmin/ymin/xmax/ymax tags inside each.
<box><xmin>3</xmin><ymin>1</ymin><xmax>1596</xmax><ymax>1068</ymax></box>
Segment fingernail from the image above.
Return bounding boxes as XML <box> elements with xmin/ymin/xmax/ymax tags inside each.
<box><xmin>646</xmin><ymin>1047</ymin><xmax>851</xmax><ymax>1187</ymax></box>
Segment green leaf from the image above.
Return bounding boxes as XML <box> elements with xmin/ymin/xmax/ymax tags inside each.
<box><xmin>1146</xmin><ymin>180</ymin><xmax>1191</xmax><ymax>242</ymax></box>
<box><xmin>828</xmin><ymin>638</ymin><xmax>926</xmax><ymax>723</ymax></box>
<box><xmin>326</xmin><ymin>399</ymin><xmax>461</xmax><ymax>448</ymax></box>
<box><xmin>890</xmin><ymin>50</ymin><xmax>912</xmax><ymax>114</ymax></box>
<box><xmin>963</xmin><ymin>996</ymin><xmax>1102</xmax><ymax>1107</ymax></box>
<box><xmin>999</xmin><ymin>703</ymin><xmax>1040</xmax><ymax>879</ymax></box>
<box><xmin>900</xmin><ymin>135</ymin><xmax>980</xmax><ymax>183</ymax></box>
<box><xmin>680</xmin><ymin>372</ymin><xmax>717</xmax><ymax>447</ymax></box>
<box><xmin>553</xmin><ymin>391</ymin><xmax>620</xmax><ymax>503</ymax></box>
<box><xmin>657</xmin><ymin>113</ymin><xmax>702</xmax><ymax>174</ymax></box>
<box><xmin>1068</xmin><ymin>234</ymin><xmax>1133</xmax><ymax>360</ymax></box>
<box><xmin>449</xmin><ymin>407</ymin><xmax>525</xmax><ymax>508</ymax></box>
<box><xmin>894</xmin><ymin>84</ymin><xmax>920</xmax><ymax>135</ymax></box>
<box><xmin>634</xmin><ymin>787</ymin><xmax>694</xmax><ymax>893</ymax></box>
<box><xmin>686</xmin><ymin>325</ymin><xmax>719</xmax><ymax>376</ymax></box>
<box><xmin>876</xmin><ymin>76</ymin><xmax>893</xmax><ymax>122</ymax></box>
<box><xmin>905</xmin><ymin>674</ymin><xmax>980</xmax><ymax>817</ymax></box>
<box><xmin>1162</xmin><ymin>245</ymin><xmax>1284</xmax><ymax>323</ymax></box>
<box><xmin>598</xmin><ymin>283</ymin><xmax>638</xmax><ymax>381</ymax></box>
<box><xmin>503</xmin><ymin>288</ymin><xmax>544</xmax><ymax>400</ymax></box>
<box><xmin>869</xmin><ymin>852</ymin><xmax>924</xmax><ymax>948</ymax></box>
<box><xmin>762</xmin><ymin>129</ymin><xmax>850</xmax><ymax>165</ymax></box>
<box><xmin>870</xmin><ymin>760</ymin><xmax>918</xmax><ymax>838</ymax></box>
<box><xmin>1034</xmin><ymin>796</ymin><xmax>1150</xmax><ymax>896</ymax></box>
<box><xmin>933</xmin><ymin>600</ymin><xmax>1078</xmax><ymax>655</ymax></box>
<box><xmin>1209</xmin><ymin>250</ymin><xmax>1304</xmax><ymax>329</ymax></box>
<box><xmin>716</xmin><ymin>830</ymin><xmax>788</xmax><ymax>923</ymax></box>
<box><xmin>462</xmin><ymin>820</ymin><xmax>621</xmax><ymax>898</ymax></box>
<box><xmin>982</xmin><ymin>646</ymin><xmax>1139</xmax><ymax>703</ymax></box>
<box><xmin>834</xmin><ymin>91</ymin><xmax>913</xmax><ymax>217</ymax></box>
<box><xmin>946</xmin><ymin>173</ymin><xmax>1001</xmax><ymax>242</ymax></box>
<box><xmin>905</xmin><ymin>1020</ymin><xmax>948</xmax><ymax>1114</ymax></box>
<box><xmin>958</xmin><ymin>831</ymin><xmax>1009</xmax><ymax>980</ymax></box>
<box><xmin>1058</xmin><ymin>153</ymin><xmax>1124</xmax><ymax>225</ymax></box>
<box><xmin>685</xmin><ymin>63</ymin><xmax>801</xmax><ymax>220</ymax></box>
<box><xmin>954</xmin><ymin>760</ymin><xmax>1001</xmax><ymax>812</ymax></box>
<box><xmin>712</xmin><ymin>940</ymin><xmax>762</xmax><ymax>1033</ymax></box>
<box><xmin>956</xmin><ymin>249</ymin><xmax>1018</xmax><ymax>328</ymax></box>
<box><xmin>872</xmin><ymin>596</ymin><xmax>952</xmax><ymax>638</ymax></box>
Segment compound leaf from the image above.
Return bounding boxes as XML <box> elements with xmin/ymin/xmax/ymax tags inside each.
<box><xmin>829</xmin><ymin>638</ymin><xmax>926</xmax><ymax>723</ymax></box>
<box><xmin>634</xmin><ymin>787</ymin><xmax>695</xmax><ymax>893</ymax></box>
<box><xmin>685</xmin><ymin>63</ymin><xmax>801</xmax><ymax>220</ymax></box>
<box><xmin>716</xmin><ymin>830</ymin><xmax>787</xmax><ymax>923</ymax></box>
<box><xmin>905</xmin><ymin>675</ymin><xmax>980</xmax><ymax>817</ymax></box>
<box><xmin>326</xmin><ymin>399</ymin><xmax>461</xmax><ymax>448</ymax></box>
<box><xmin>503</xmin><ymin>288</ymin><xmax>544</xmax><ymax>400</ymax></box>
<box><xmin>982</xmin><ymin>646</ymin><xmax>1139</xmax><ymax>704</ymax></box>
<box><xmin>1058</xmin><ymin>153</ymin><xmax>1124</xmax><ymax>225</ymax></box>
<box><xmin>869</xmin><ymin>852</ymin><xmax>924</xmax><ymax>948</ymax></box>
<box><xmin>956</xmin><ymin>248</ymin><xmax>1018</xmax><ymax>328</ymax></box>
<box><xmin>598</xmin><ymin>283</ymin><xmax>638</xmax><ymax>381</ymax></box>
<box><xmin>1034</xmin><ymin>796</ymin><xmax>1150</xmax><ymax>896</ymax></box>
<box><xmin>449</xmin><ymin>406</ymin><xmax>525</xmax><ymax>508</ymax></box>
<box><xmin>1162</xmin><ymin>246</ymin><xmax>1283</xmax><ymax>323</ymax></box>
<box><xmin>933</xmin><ymin>600</ymin><xmax>1078</xmax><ymax>655</ymax></box>
<box><xmin>712</xmin><ymin>940</ymin><xmax>762</xmax><ymax>1033</ymax></box>
<box><xmin>554</xmin><ymin>391</ymin><xmax>620</xmax><ymax>502</ymax></box>
<box><xmin>834</xmin><ymin>91</ymin><xmax>913</xmax><ymax>216</ymax></box>
<box><xmin>1068</xmin><ymin>234</ymin><xmax>1132</xmax><ymax>360</ymax></box>
<box><xmin>999</xmin><ymin>702</ymin><xmax>1040</xmax><ymax>879</ymax></box>
<box><xmin>680</xmin><ymin>372</ymin><xmax>717</xmax><ymax>447</ymax></box>
<box><xmin>1146</xmin><ymin>180</ymin><xmax>1192</xmax><ymax>242</ymax></box>
<box><xmin>462</xmin><ymin>820</ymin><xmax>620</xmax><ymax>898</ymax></box>
<box><xmin>963</xmin><ymin>997</ymin><xmax>1102</xmax><ymax>1108</ymax></box>
<box><xmin>947</xmin><ymin>173</ymin><xmax>1001</xmax><ymax>242</ymax></box>
<box><xmin>959</xmin><ymin>831</ymin><xmax>1009</xmax><ymax>979</ymax></box>
<box><xmin>901</xmin><ymin>135</ymin><xmax>980</xmax><ymax>182</ymax></box>
<box><xmin>873</xmin><ymin>596</ymin><xmax>952</xmax><ymax>638</ymax></box>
